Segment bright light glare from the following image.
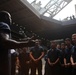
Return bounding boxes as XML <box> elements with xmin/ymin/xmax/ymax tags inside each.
<box><xmin>27</xmin><ymin>0</ymin><xmax>76</xmax><ymax>20</ymax></box>
<box><xmin>54</xmin><ymin>0</ymin><xmax>76</xmax><ymax>20</ymax></box>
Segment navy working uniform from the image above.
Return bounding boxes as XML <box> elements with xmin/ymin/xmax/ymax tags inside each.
<box><xmin>64</xmin><ymin>45</ymin><xmax>73</xmax><ymax>75</ymax></box>
<box><xmin>59</xmin><ymin>50</ymin><xmax>65</xmax><ymax>75</ymax></box>
<box><xmin>19</xmin><ymin>49</ymin><xmax>31</xmax><ymax>75</ymax></box>
<box><xmin>71</xmin><ymin>46</ymin><xmax>76</xmax><ymax>75</ymax></box>
<box><xmin>30</xmin><ymin>46</ymin><xmax>44</xmax><ymax>75</ymax></box>
<box><xmin>47</xmin><ymin>48</ymin><xmax>60</xmax><ymax>75</ymax></box>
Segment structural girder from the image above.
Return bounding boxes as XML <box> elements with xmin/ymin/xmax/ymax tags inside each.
<box><xmin>31</xmin><ymin>0</ymin><xmax>72</xmax><ymax>18</ymax></box>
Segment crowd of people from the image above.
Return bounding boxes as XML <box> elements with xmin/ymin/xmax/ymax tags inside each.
<box><xmin>44</xmin><ymin>37</ymin><xmax>76</xmax><ymax>75</ymax></box>
<box><xmin>0</xmin><ymin>11</ymin><xmax>76</xmax><ymax>75</ymax></box>
<box><xmin>11</xmin><ymin>35</ymin><xmax>76</xmax><ymax>75</ymax></box>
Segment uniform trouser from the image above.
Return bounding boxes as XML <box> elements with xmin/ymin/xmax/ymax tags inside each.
<box><xmin>30</xmin><ymin>60</ymin><xmax>42</xmax><ymax>75</ymax></box>
<box><xmin>65</xmin><ymin>67</ymin><xmax>72</xmax><ymax>75</ymax></box>
<box><xmin>47</xmin><ymin>63</ymin><xmax>61</xmax><ymax>75</ymax></box>
<box><xmin>72</xmin><ymin>68</ymin><xmax>76</xmax><ymax>75</ymax></box>
<box><xmin>19</xmin><ymin>64</ymin><xmax>30</xmax><ymax>75</ymax></box>
<box><xmin>60</xmin><ymin>66</ymin><xmax>65</xmax><ymax>75</ymax></box>
<box><xmin>25</xmin><ymin>64</ymin><xmax>30</xmax><ymax>75</ymax></box>
<box><xmin>19</xmin><ymin>65</ymin><xmax>27</xmax><ymax>75</ymax></box>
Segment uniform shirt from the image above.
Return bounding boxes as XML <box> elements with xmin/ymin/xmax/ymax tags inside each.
<box><xmin>30</xmin><ymin>46</ymin><xmax>44</xmax><ymax>59</ymax></box>
<box><xmin>59</xmin><ymin>50</ymin><xmax>65</xmax><ymax>64</ymax></box>
<box><xmin>71</xmin><ymin>46</ymin><xmax>76</xmax><ymax>62</ymax></box>
<box><xmin>19</xmin><ymin>51</ymin><xmax>31</xmax><ymax>66</ymax></box>
<box><xmin>64</xmin><ymin>45</ymin><xmax>73</xmax><ymax>63</ymax></box>
<box><xmin>47</xmin><ymin>48</ymin><xmax>60</xmax><ymax>62</ymax></box>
